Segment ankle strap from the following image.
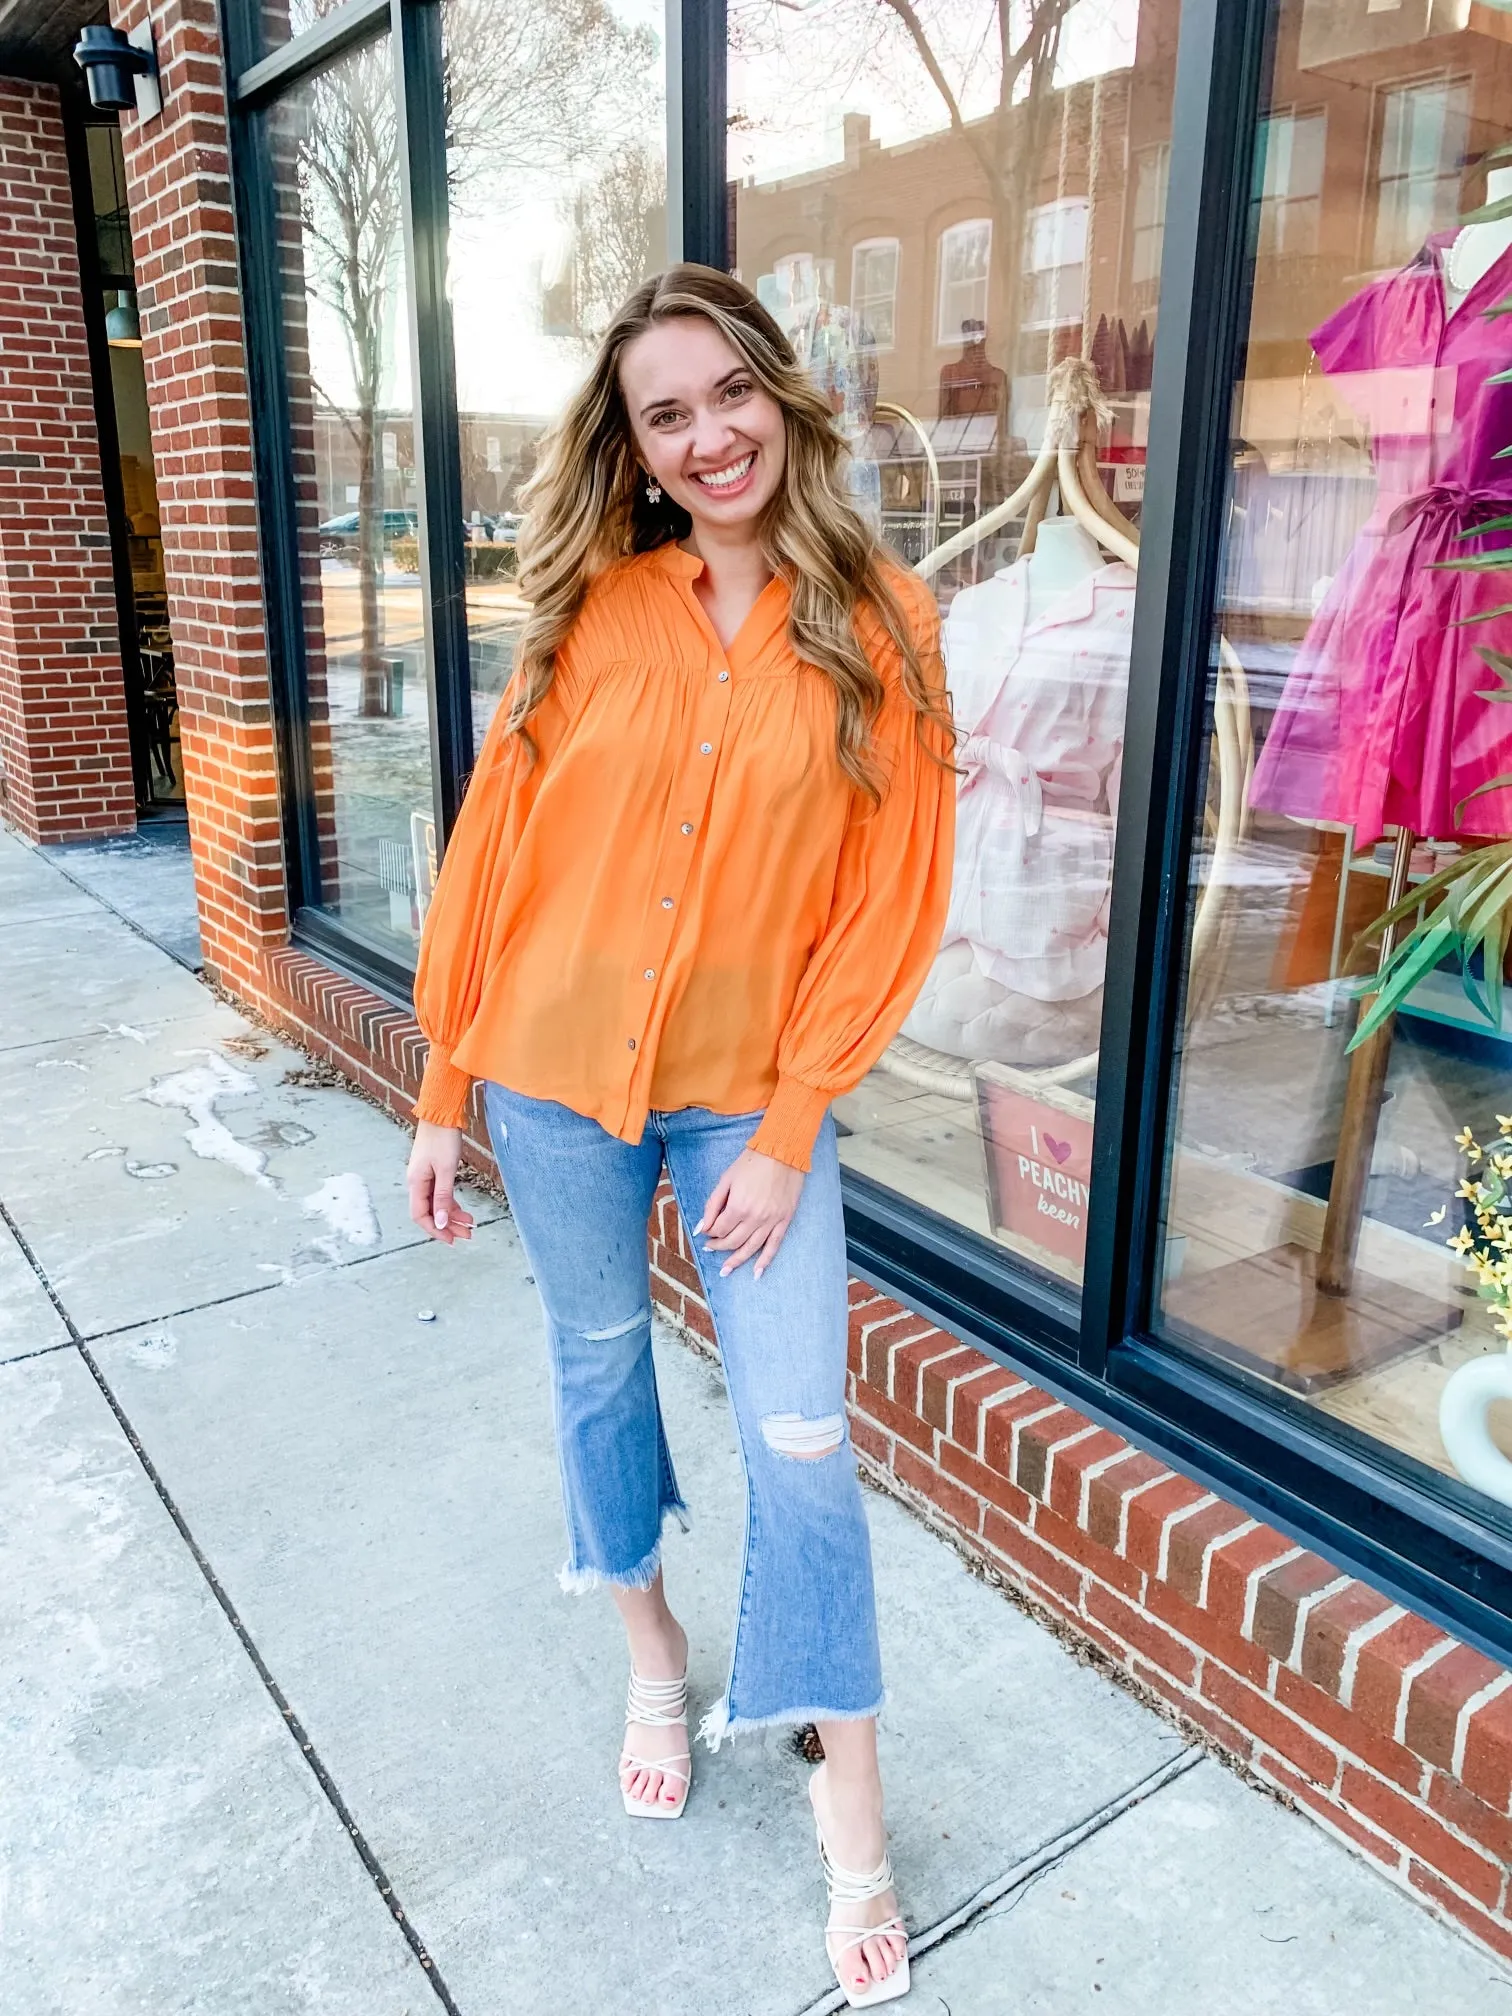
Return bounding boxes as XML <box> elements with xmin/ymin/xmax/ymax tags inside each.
<box><xmin>626</xmin><ymin>1667</ymin><xmax>688</xmax><ymax>1728</ymax></box>
<box><xmin>817</xmin><ymin>1836</ymin><xmax>896</xmax><ymax>1907</ymax></box>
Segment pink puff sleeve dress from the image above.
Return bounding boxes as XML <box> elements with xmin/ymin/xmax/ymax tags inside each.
<box><xmin>1249</xmin><ymin>235</ymin><xmax>1512</xmax><ymax>845</ymax></box>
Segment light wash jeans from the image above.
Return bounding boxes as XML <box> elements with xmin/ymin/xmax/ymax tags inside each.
<box><xmin>482</xmin><ymin>1084</ymin><xmax>884</xmax><ymax>1745</ymax></box>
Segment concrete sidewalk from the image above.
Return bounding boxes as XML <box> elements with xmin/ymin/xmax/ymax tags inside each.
<box><xmin>2</xmin><ymin>822</ymin><xmax>1507</xmax><ymax>2016</ymax></box>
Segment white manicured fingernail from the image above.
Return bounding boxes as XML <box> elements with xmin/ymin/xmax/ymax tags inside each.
<box><xmin>436</xmin><ymin>1209</ymin><xmax>448</xmax><ymax>1228</ymax></box>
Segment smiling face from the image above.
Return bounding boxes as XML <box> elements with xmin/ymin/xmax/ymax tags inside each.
<box><xmin>619</xmin><ymin>314</ymin><xmax>788</xmax><ymax>540</ymax></box>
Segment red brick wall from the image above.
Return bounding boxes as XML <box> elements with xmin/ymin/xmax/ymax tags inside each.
<box><xmin>0</xmin><ymin>79</ymin><xmax>135</xmax><ymax>844</ymax></box>
<box><xmin>112</xmin><ymin>0</ymin><xmax>289</xmax><ymax>977</ymax></box>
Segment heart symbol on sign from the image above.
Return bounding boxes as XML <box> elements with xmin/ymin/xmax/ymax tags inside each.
<box><xmin>1044</xmin><ymin>1134</ymin><xmax>1072</xmax><ymax>1164</ymax></box>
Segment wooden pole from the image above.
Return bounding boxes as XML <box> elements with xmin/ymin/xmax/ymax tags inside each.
<box><xmin>1317</xmin><ymin>825</ymin><xmax>1415</xmax><ymax>1296</ymax></box>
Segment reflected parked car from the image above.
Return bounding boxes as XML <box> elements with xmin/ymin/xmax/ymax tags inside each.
<box><xmin>317</xmin><ymin>508</ymin><xmax>419</xmax><ymax>559</ymax></box>
<box><xmin>462</xmin><ymin>511</ymin><xmax>523</xmax><ymax>548</ymax></box>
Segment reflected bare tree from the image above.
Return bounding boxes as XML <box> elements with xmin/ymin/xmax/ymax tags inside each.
<box><xmin>558</xmin><ymin>141</ymin><xmax>668</xmax><ymax>348</ymax></box>
<box><xmin>296</xmin><ymin>0</ymin><xmax>656</xmax><ymax>713</ymax></box>
<box><xmin>732</xmin><ymin>0</ymin><xmax>1075</xmax><ymax>357</ymax></box>
<box><xmin>298</xmin><ymin>38</ymin><xmax>400</xmax><ymax>716</ymax></box>
<box><xmin>874</xmin><ymin>0</ymin><xmax>1074</xmax><ymax>344</ymax></box>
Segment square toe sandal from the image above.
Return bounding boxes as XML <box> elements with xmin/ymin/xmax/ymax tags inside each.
<box><xmin>619</xmin><ymin>1666</ymin><xmax>691</xmax><ymax>1820</ymax></box>
<box><xmin>812</xmin><ymin>1777</ymin><xmax>911</xmax><ymax>2006</ymax></box>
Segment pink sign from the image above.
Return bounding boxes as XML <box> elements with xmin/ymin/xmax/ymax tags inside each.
<box><xmin>979</xmin><ymin>1084</ymin><xmax>1095</xmax><ymax>1267</ymax></box>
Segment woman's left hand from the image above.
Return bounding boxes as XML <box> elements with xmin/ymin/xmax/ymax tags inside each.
<box><xmin>696</xmin><ymin>1148</ymin><xmax>804</xmax><ymax>1280</ymax></box>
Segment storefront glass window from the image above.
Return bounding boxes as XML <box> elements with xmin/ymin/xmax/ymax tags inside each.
<box><xmin>267</xmin><ymin>40</ymin><xmax>436</xmax><ymax>965</ymax></box>
<box><xmin>442</xmin><ymin>0</ymin><xmax>668</xmax><ymax>757</ymax></box>
<box><xmin>729</xmin><ymin>0</ymin><xmax>1180</xmax><ymax>1300</ymax></box>
<box><xmin>252</xmin><ymin>0</ymin><xmax>339</xmax><ymax>58</ymax></box>
<box><xmin>1157</xmin><ymin>1</ymin><xmax>1512</xmax><ymax>1521</ymax></box>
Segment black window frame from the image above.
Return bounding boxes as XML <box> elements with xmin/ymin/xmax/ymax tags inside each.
<box><xmin>220</xmin><ymin>0</ymin><xmax>1512</xmax><ymax>1664</ymax></box>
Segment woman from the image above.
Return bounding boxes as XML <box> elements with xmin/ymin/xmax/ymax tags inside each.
<box><xmin>406</xmin><ymin>264</ymin><xmax>954</xmax><ymax>2007</ymax></box>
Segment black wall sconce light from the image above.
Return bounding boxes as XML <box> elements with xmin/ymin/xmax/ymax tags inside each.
<box><xmin>73</xmin><ymin>23</ymin><xmax>162</xmax><ymax>121</ymax></box>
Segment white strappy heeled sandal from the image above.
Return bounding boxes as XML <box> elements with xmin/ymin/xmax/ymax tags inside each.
<box><xmin>811</xmin><ymin>1770</ymin><xmax>911</xmax><ymax>2007</ymax></box>
<box><xmin>619</xmin><ymin>1667</ymin><xmax>692</xmax><ymax>1820</ymax></box>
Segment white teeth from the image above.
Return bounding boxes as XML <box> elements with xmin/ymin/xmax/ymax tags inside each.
<box><xmin>695</xmin><ymin>454</ymin><xmax>754</xmax><ymax>490</ymax></box>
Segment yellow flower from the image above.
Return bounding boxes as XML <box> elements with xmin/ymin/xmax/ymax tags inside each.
<box><xmin>1497</xmin><ymin>1114</ymin><xmax>1512</xmax><ymax>1134</ymax></box>
<box><xmin>1424</xmin><ymin>1205</ymin><xmax>1448</xmax><ymax>1227</ymax></box>
<box><xmin>1457</xmin><ymin>1178</ymin><xmax>1484</xmax><ymax>1201</ymax></box>
<box><xmin>1457</xmin><ymin>1126</ymin><xmax>1479</xmax><ymax>1151</ymax></box>
<box><xmin>1449</xmin><ymin>1227</ymin><xmax>1476</xmax><ymax>1254</ymax></box>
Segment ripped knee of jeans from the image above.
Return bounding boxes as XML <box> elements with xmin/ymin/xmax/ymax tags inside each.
<box><xmin>760</xmin><ymin>1411</ymin><xmax>846</xmax><ymax>1460</ymax></box>
<box><xmin>580</xmin><ymin>1304</ymin><xmax>650</xmax><ymax>1342</ymax></box>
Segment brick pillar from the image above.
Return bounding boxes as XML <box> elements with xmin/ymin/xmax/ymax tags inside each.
<box><xmin>112</xmin><ymin>0</ymin><xmax>291</xmax><ymax>987</ymax></box>
<box><xmin>0</xmin><ymin>79</ymin><xmax>135</xmax><ymax>843</ymax></box>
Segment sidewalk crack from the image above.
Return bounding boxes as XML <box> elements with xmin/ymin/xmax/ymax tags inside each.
<box><xmin>0</xmin><ymin>1195</ymin><xmax>461</xmax><ymax>2014</ymax></box>
<box><xmin>79</xmin><ymin>1234</ymin><xmax>440</xmax><ymax>1342</ymax></box>
<box><xmin>792</xmin><ymin>1748</ymin><xmax>1202</xmax><ymax>2016</ymax></box>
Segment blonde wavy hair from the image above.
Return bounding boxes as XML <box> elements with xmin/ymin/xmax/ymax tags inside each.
<box><xmin>506</xmin><ymin>263</ymin><xmax>953</xmax><ymax>801</ymax></box>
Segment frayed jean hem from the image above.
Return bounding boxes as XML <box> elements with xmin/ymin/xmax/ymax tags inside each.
<box><xmin>556</xmin><ymin>1500</ymin><xmax>690</xmax><ymax>1596</ymax></box>
<box><xmin>697</xmin><ymin>1689</ymin><xmax>886</xmax><ymax>1752</ymax></box>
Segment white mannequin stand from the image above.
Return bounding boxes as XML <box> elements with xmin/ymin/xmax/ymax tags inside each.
<box><xmin>1020</xmin><ymin>515</ymin><xmax>1105</xmax><ymax>627</ymax></box>
<box><xmin>1444</xmin><ymin>163</ymin><xmax>1512</xmax><ymax>308</ymax></box>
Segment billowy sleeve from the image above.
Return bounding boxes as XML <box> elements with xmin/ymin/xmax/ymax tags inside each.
<box><xmin>746</xmin><ymin>590</ymin><xmax>957</xmax><ymax>1172</ymax></box>
<box><xmin>411</xmin><ymin>667</ymin><xmax>572</xmax><ymax>1127</ymax></box>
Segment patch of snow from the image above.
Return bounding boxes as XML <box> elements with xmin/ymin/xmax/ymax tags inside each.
<box><xmin>138</xmin><ymin>1052</ymin><xmax>272</xmax><ymax>1188</ymax></box>
<box><xmin>102</xmin><ymin>1023</ymin><xmax>150</xmax><ymax>1044</ymax></box>
<box><xmin>85</xmin><ymin>1145</ymin><xmax>126</xmax><ymax>1162</ymax></box>
<box><xmin>37</xmin><ymin>1058</ymin><xmax>88</xmax><ymax>1072</ymax></box>
<box><xmin>301</xmin><ymin>1172</ymin><xmax>380</xmax><ymax>1249</ymax></box>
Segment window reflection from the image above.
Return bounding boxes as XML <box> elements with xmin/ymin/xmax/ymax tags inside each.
<box><xmin>268</xmin><ymin>39</ymin><xmax>435</xmax><ymax>964</ymax></box>
<box><xmin>443</xmin><ymin>0</ymin><xmax>667</xmax><ymax>758</ymax></box>
<box><xmin>731</xmin><ymin>0</ymin><xmax>1177</xmax><ymax>1297</ymax></box>
<box><xmin>255</xmin><ymin>0</ymin><xmax>342</xmax><ymax>58</ymax></box>
<box><xmin>1159</xmin><ymin>0</ymin><xmax>1512</xmax><ymax>1522</ymax></box>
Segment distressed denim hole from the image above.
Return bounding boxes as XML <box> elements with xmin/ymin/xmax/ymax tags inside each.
<box><xmin>760</xmin><ymin>1412</ymin><xmax>845</xmax><ymax>1460</ymax></box>
<box><xmin>581</xmin><ymin>1305</ymin><xmax>650</xmax><ymax>1342</ymax></box>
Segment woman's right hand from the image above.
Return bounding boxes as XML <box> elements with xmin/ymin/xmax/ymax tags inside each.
<box><xmin>407</xmin><ymin>1121</ymin><xmax>475</xmax><ymax>1246</ymax></box>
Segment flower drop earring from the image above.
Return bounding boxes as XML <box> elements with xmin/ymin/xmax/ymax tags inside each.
<box><xmin>644</xmin><ymin>474</ymin><xmax>662</xmax><ymax>505</ymax></box>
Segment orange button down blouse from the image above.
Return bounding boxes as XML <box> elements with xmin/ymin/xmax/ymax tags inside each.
<box><xmin>412</xmin><ymin>544</ymin><xmax>956</xmax><ymax>1173</ymax></box>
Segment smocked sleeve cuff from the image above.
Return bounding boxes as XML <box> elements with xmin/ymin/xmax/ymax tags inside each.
<box><xmin>413</xmin><ymin>1043</ymin><xmax>474</xmax><ymax>1129</ymax></box>
<box><xmin>746</xmin><ymin>1075</ymin><xmax>832</xmax><ymax>1174</ymax></box>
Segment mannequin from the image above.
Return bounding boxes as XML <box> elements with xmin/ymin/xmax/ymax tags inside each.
<box><xmin>902</xmin><ymin>511</ymin><xmax>1133</xmax><ymax>1066</ymax></box>
<box><xmin>1432</xmin><ymin>162</ymin><xmax>1512</xmax><ymax>1490</ymax></box>
<box><xmin>1171</xmin><ymin>188</ymin><xmax>1512</xmax><ymax>1382</ymax></box>
<box><xmin>1020</xmin><ymin>514</ymin><xmax>1104</xmax><ymax>624</ymax></box>
<box><xmin>1251</xmin><ymin>197</ymin><xmax>1512</xmax><ymax>846</ymax></box>
<box><xmin>1316</xmin><ymin>174</ymin><xmax>1512</xmax><ymax>1297</ymax></box>
<box><xmin>1444</xmin><ymin>163</ymin><xmax>1512</xmax><ymax>309</ymax></box>
<box><xmin>887</xmin><ymin>357</ymin><xmax>1251</xmax><ymax>1097</ymax></box>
